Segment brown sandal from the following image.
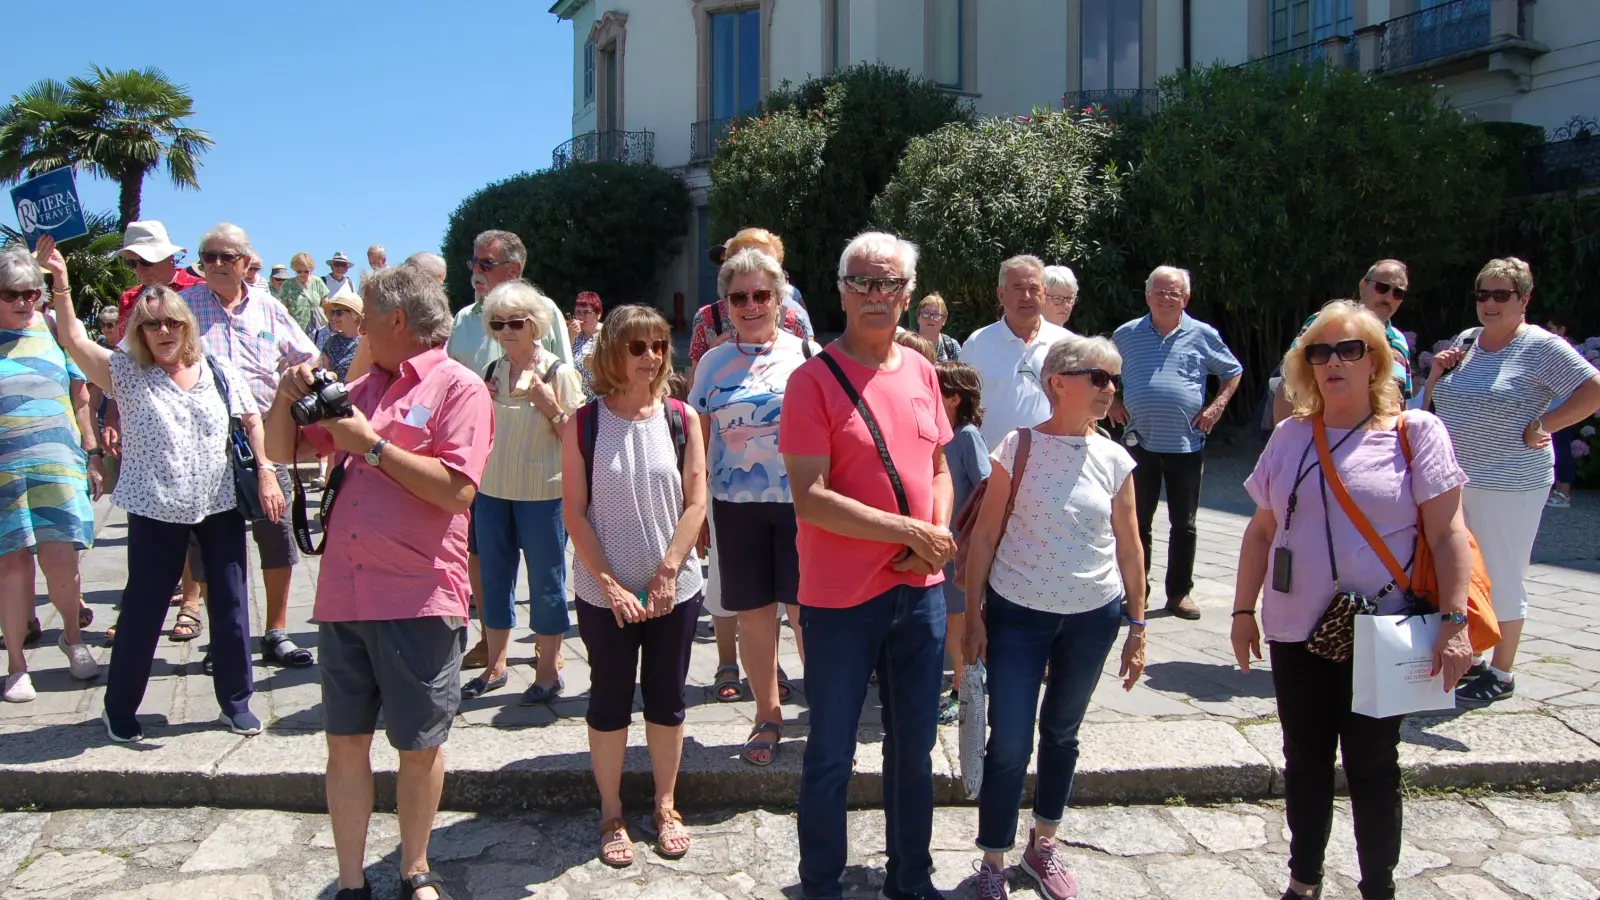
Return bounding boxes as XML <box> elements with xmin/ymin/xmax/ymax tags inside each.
<box><xmin>654</xmin><ymin>807</ymin><xmax>690</xmax><ymax>860</ymax></box>
<box><xmin>598</xmin><ymin>817</ymin><xmax>634</xmax><ymax>868</ymax></box>
<box><xmin>168</xmin><ymin>607</ymin><xmax>203</xmax><ymax>643</ymax></box>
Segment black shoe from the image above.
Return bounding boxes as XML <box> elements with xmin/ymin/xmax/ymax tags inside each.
<box><xmin>1456</xmin><ymin>669</ymin><xmax>1514</xmax><ymax>706</ymax></box>
<box><xmin>462</xmin><ymin>673</ymin><xmax>507</xmax><ymax>699</ymax></box>
<box><xmin>1280</xmin><ymin>885</ymin><xmax>1322</xmax><ymax>900</ymax></box>
<box><xmin>200</xmin><ymin>653</ymin><xmax>214</xmax><ymax>677</ymax></box>
<box><xmin>1461</xmin><ymin>660</ymin><xmax>1488</xmax><ymax>682</ymax></box>
<box><xmin>519</xmin><ymin>676</ymin><xmax>565</xmax><ymax>706</ymax></box>
<box><xmin>334</xmin><ymin>882</ymin><xmax>372</xmax><ymax>900</ymax></box>
<box><xmin>400</xmin><ymin>871</ymin><xmax>454</xmax><ymax>900</ymax></box>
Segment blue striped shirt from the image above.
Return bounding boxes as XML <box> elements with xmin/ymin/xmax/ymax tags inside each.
<box><xmin>1113</xmin><ymin>313</ymin><xmax>1243</xmax><ymax>454</ymax></box>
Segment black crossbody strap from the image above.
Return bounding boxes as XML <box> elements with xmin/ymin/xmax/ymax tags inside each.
<box><xmin>290</xmin><ymin>431</ymin><xmax>348</xmax><ymax>557</ymax></box>
<box><xmin>817</xmin><ymin>350</ymin><xmax>909</xmax><ymax>516</ymax></box>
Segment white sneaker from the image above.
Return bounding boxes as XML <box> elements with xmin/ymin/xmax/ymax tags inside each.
<box><xmin>58</xmin><ymin>636</ymin><xmax>100</xmax><ymax>681</ymax></box>
<box><xmin>3</xmin><ymin>671</ymin><xmax>35</xmax><ymax>702</ymax></box>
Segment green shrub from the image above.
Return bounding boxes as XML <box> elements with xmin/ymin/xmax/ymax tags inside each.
<box><xmin>442</xmin><ymin>161</ymin><xmax>691</xmax><ymax>313</ymax></box>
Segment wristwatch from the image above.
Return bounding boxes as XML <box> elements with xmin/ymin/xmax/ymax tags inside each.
<box><xmin>1442</xmin><ymin>612</ymin><xmax>1468</xmax><ymax>625</ymax></box>
<box><xmin>365</xmin><ymin>438</ymin><xmax>390</xmax><ymax>467</ymax></box>
<box><xmin>85</xmin><ymin>448</ymin><xmax>104</xmax><ymax>458</ymax></box>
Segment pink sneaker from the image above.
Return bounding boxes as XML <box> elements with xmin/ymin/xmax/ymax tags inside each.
<box><xmin>974</xmin><ymin>860</ymin><xmax>1008</xmax><ymax>900</ymax></box>
<box><xmin>1020</xmin><ymin>829</ymin><xmax>1078</xmax><ymax>900</ymax></box>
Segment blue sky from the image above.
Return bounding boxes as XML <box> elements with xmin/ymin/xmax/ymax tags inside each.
<box><xmin>0</xmin><ymin>0</ymin><xmax>574</xmax><ymax>277</ymax></box>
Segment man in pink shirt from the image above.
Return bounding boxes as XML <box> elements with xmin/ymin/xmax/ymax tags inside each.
<box><xmin>265</xmin><ymin>264</ymin><xmax>492</xmax><ymax>900</ymax></box>
<box><xmin>779</xmin><ymin>231</ymin><xmax>957</xmax><ymax>900</ymax></box>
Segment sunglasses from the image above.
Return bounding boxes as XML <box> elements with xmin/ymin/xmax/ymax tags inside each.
<box><xmin>627</xmin><ymin>339</ymin><xmax>670</xmax><ymax>357</ymax></box>
<box><xmin>123</xmin><ymin>257</ymin><xmax>169</xmax><ymax>270</ymax></box>
<box><xmin>726</xmin><ymin>289</ymin><xmax>774</xmax><ymax>308</ymax></box>
<box><xmin>247</xmin><ymin>266</ymin><xmax>262</xmax><ymax>273</ymax></box>
<box><xmin>1060</xmin><ymin>368</ymin><xmax>1121</xmax><ymax>390</ymax></box>
<box><xmin>1367</xmin><ymin>279</ymin><xmax>1407</xmax><ymax>299</ymax></box>
<box><xmin>139</xmin><ymin>318</ymin><xmax>185</xmax><ymax>332</ymax></box>
<box><xmin>1304</xmin><ymin>339</ymin><xmax>1367</xmax><ymax>365</ymax></box>
<box><xmin>488</xmin><ymin>318</ymin><xmax>531</xmax><ymax>331</ymax></box>
<box><xmin>468</xmin><ymin>257</ymin><xmax>511</xmax><ymax>273</ymax></box>
<box><xmin>1476</xmin><ymin>288</ymin><xmax>1517</xmax><ymax>304</ymax></box>
<box><xmin>1</xmin><ymin>288</ymin><xmax>42</xmax><ymax>304</ymax></box>
<box><xmin>840</xmin><ymin>275</ymin><xmax>910</xmax><ymax>295</ymax></box>
<box><xmin>200</xmin><ymin>251</ymin><xmax>245</xmax><ymax>265</ymax></box>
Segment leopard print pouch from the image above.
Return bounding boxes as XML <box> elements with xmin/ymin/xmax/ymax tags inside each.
<box><xmin>1305</xmin><ymin>590</ymin><xmax>1377</xmax><ymax>663</ymax></box>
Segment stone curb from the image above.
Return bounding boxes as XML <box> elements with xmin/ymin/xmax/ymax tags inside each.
<box><xmin>4</xmin><ymin>712</ymin><xmax>1598</xmax><ymax>813</ymax></box>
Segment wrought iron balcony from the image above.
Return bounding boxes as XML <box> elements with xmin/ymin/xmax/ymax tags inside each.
<box><xmin>551</xmin><ymin>130</ymin><xmax>655</xmax><ymax>169</ymax></box>
<box><xmin>1380</xmin><ymin>0</ymin><xmax>1492</xmax><ymax>71</ymax></box>
<box><xmin>1522</xmin><ymin>117</ymin><xmax>1600</xmax><ymax>195</ymax></box>
<box><xmin>1245</xmin><ymin>42</ymin><xmax>1329</xmax><ymax>75</ymax></box>
<box><xmin>1061</xmin><ymin>89</ymin><xmax>1159</xmax><ymax>117</ymax></box>
<box><xmin>690</xmin><ymin>117</ymin><xmax>735</xmax><ymax>164</ymax></box>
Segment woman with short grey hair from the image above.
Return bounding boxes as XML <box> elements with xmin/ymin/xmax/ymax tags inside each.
<box><xmin>1042</xmin><ymin>265</ymin><xmax>1078</xmax><ymax>329</ymax></box>
<box><xmin>961</xmin><ymin>333</ymin><xmax>1148</xmax><ymax>899</ymax></box>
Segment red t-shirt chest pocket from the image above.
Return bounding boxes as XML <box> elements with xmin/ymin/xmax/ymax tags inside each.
<box><xmin>910</xmin><ymin>396</ymin><xmax>939</xmax><ymax>443</ymax></box>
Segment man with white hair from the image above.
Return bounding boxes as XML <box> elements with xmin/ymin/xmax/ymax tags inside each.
<box><xmin>959</xmin><ymin>254</ymin><xmax>1073</xmax><ymax>448</ymax></box>
<box><xmin>182</xmin><ymin>223</ymin><xmax>320</xmax><ymax>666</ymax></box>
<box><xmin>780</xmin><ymin>231</ymin><xmax>957</xmax><ymax>900</ymax></box>
<box><xmin>360</xmin><ymin>244</ymin><xmax>388</xmax><ymax>289</ymax></box>
<box><xmin>1042</xmin><ymin>264</ymin><xmax>1078</xmax><ymax>328</ymax></box>
<box><xmin>405</xmin><ymin>251</ymin><xmax>447</xmax><ymax>285</ymax></box>
<box><xmin>1110</xmin><ymin>265</ymin><xmax>1242</xmax><ymax>621</ymax></box>
<box><xmin>265</xmin><ymin>264</ymin><xmax>491</xmax><ymax>900</ymax></box>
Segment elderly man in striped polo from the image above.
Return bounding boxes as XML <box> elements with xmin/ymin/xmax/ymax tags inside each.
<box><xmin>1110</xmin><ymin>265</ymin><xmax>1242</xmax><ymax>621</ymax></box>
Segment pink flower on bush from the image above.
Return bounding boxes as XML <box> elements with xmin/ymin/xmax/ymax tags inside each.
<box><xmin>1574</xmin><ymin>439</ymin><xmax>1591</xmax><ymax>459</ymax></box>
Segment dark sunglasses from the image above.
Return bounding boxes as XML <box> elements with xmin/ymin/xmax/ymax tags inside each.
<box><xmin>199</xmin><ymin>251</ymin><xmax>245</xmax><ymax>265</ymax></box>
<box><xmin>726</xmin><ymin>289</ymin><xmax>774</xmax><ymax>308</ymax></box>
<box><xmin>1062</xmin><ymin>368</ymin><xmax>1122</xmax><ymax>390</ymax></box>
<box><xmin>1304</xmin><ymin>339</ymin><xmax>1367</xmax><ymax>365</ymax></box>
<box><xmin>1367</xmin><ymin>279</ymin><xmax>1407</xmax><ymax>299</ymax></box>
<box><xmin>139</xmin><ymin>318</ymin><xmax>185</xmax><ymax>332</ymax></box>
<box><xmin>468</xmin><ymin>257</ymin><xmax>510</xmax><ymax>273</ymax></box>
<box><xmin>1476</xmin><ymin>288</ymin><xmax>1517</xmax><ymax>304</ymax></box>
<box><xmin>488</xmin><ymin>318</ymin><xmax>531</xmax><ymax>331</ymax></box>
<box><xmin>627</xmin><ymin>339</ymin><xmax>670</xmax><ymax>357</ymax></box>
<box><xmin>1</xmin><ymin>288</ymin><xmax>42</xmax><ymax>304</ymax></box>
<box><xmin>123</xmin><ymin>257</ymin><xmax>168</xmax><ymax>270</ymax></box>
<box><xmin>840</xmin><ymin>275</ymin><xmax>910</xmax><ymax>295</ymax></box>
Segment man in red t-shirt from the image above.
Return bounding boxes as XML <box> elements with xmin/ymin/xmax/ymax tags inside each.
<box><xmin>114</xmin><ymin>220</ymin><xmax>203</xmax><ymax>344</ymax></box>
<box><xmin>778</xmin><ymin>231</ymin><xmax>956</xmax><ymax>900</ymax></box>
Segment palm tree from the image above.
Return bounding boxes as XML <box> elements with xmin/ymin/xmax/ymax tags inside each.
<box><xmin>0</xmin><ymin>67</ymin><xmax>213</xmax><ymax>233</ymax></box>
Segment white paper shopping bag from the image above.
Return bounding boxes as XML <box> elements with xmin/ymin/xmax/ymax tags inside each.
<box><xmin>1352</xmin><ymin>614</ymin><xmax>1456</xmax><ymax>718</ymax></box>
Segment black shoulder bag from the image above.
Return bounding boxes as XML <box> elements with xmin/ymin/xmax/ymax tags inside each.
<box><xmin>206</xmin><ymin>356</ymin><xmax>268</xmax><ymax>522</ymax></box>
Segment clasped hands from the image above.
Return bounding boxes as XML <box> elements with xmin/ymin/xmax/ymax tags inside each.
<box><xmin>890</xmin><ymin>521</ymin><xmax>957</xmax><ymax>576</ymax></box>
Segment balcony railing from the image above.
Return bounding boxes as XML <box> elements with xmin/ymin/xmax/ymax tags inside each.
<box><xmin>1062</xmin><ymin>89</ymin><xmax>1159</xmax><ymax>117</ymax></box>
<box><xmin>1380</xmin><ymin>0</ymin><xmax>1492</xmax><ymax>71</ymax></box>
<box><xmin>690</xmin><ymin>117</ymin><xmax>735</xmax><ymax>164</ymax></box>
<box><xmin>1522</xmin><ymin>117</ymin><xmax>1600</xmax><ymax>195</ymax></box>
<box><xmin>551</xmin><ymin>130</ymin><xmax>655</xmax><ymax>169</ymax></box>
<box><xmin>1247</xmin><ymin>42</ymin><xmax>1329</xmax><ymax>75</ymax></box>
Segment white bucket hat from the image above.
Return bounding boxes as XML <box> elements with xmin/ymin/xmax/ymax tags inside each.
<box><xmin>326</xmin><ymin>251</ymin><xmax>353</xmax><ymax>267</ymax></box>
<box><xmin>120</xmin><ymin>221</ymin><xmax>185</xmax><ymax>263</ymax></box>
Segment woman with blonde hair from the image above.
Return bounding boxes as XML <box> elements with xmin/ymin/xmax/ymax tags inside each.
<box><xmin>1423</xmin><ymin>258</ymin><xmax>1600</xmax><ymax>704</ymax></box>
<box><xmin>564</xmin><ymin>304</ymin><xmax>706</xmax><ymax>865</ymax></box>
<box><xmin>1237</xmin><ymin>300</ymin><xmax>1474</xmax><ymax>900</ymax></box>
<box><xmin>277</xmin><ymin>252</ymin><xmax>328</xmax><ymax>334</ymax></box>
<box><xmin>913</xmin><ymin>293</ymin><xmax>962</xmax><ymax>362</ymax></box>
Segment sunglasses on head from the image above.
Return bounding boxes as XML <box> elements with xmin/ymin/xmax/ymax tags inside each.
<box><xmin>1367</xmin><ymin>279</ymin><xmax>1407</xmax><ymax>299</ymax></box>
<box><xmin>1304</xmin><ymin>339</ymin><xmax>1367</xmax><ymax>365</ymax></box>
<box><xmin>1</xmin><ymin>288</ymin><xmax>42</xmax><ymax>304</ymax></box>
<box><xmin>140</xmin><ymin>318</ymin><xmax>185</xmax><ymax>332</ymax></box>
<box><xmin>1475</xmin><ymin>288</ymin><xmax>1517</xmax><ymax>304</ymax></box>
<box><xmin>627</xmin><ymin>339</ymin><xmax>670</xmax><ymax>357</ymax></box>
<box><xmin>840</xmin><ymin>275</ymin><xmax>910</xmax><ymax>295</ymax></box>
<box><xmin>488</xmin><ymin>318</ymin><xmax>531</xmax><ymax>331</ymax></box>
<box><xmin>200</xmin><ymin>251</ymin><xmax>245</xmax><ymax>265</ymax></box>
<box><xmin>1062</xmin><ymin>368</ymin><xmax>1121</xmax><ymax>390</ymax></box>
<box><xmin>726</xmin><ymin>289</ymin><xmax>774</xmax><ymax>308</ymax></box>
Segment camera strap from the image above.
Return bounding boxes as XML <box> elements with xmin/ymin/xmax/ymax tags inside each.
<box><xmin>291</xmin><ymin>429</ymin><xmax>348</xmax><ymax>557</ymax></box>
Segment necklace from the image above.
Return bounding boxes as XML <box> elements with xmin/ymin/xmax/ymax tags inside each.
<box><xmin>734</xmin><ymin>335</ymin><xmax>776</xmax><ymax>357</ymax></box>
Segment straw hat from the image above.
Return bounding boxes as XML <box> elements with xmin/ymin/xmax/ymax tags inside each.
<box><xmin>322</xmin><ymin>284</ymin><xmax>363</xmax><ymax>316</ymax></box>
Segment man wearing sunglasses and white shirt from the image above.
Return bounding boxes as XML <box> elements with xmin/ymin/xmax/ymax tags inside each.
<box><xmin>1110</xmin><ymin>265</ymin><xmax>1243</xmax><ymax>622</ymax></box>
<box><xmin>445</xmin><ymin>230</ymin><xmax>570</xmax><ymax>375</ymax></box>
<box><xmin>959</xmin><ymin>254</ymin><xmax>1073</xmax><ymax>449</ymax></box>
<box><xmin>1272</xmin><ymin>259</ymin><xmax>1414</xmax><ymax>424</ymax></box>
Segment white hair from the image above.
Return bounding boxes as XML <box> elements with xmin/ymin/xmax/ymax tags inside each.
<box><xmin>837</xmin><ymin>231</ymin><xmax>919</xmax><ymax>293</ymax></box>
<box><xmin>363</xmin><ymin>264</ymin><xmax>453</xmax><ymax>346</ymax></box>
<box><xmin>0</xmin><ymin>248</ymin><xmax>44</xmax><ymax>291</ymax></box>
<box><xmin>481</xmin><ymin>280</ymin><xmax>554</xmax><ymax>341</ymax></box>
<box><xmin>1043</xmin><ymin>265</ymin><xmax>1078</xmax><ymax>294</ymax></box>
<box><xmin>1146</xmin><ymin>265</ymin><xmax>1192</xmax><ymax>295</ymax></box>
<box><xmin>368</xmin><ymin>244</ymin><xmax>386</xmax><ymax>256</ymax></box>
<box><xmin>998</xmin><ymin>254</ymin><xmax>1045</xmax><ymax>288</ymax></box>
<box><xmin>199</xmin><ymin>222</ymin><xmax>252</xmax><ymax>255</ymax></box>
<box><xmin>717</xmin><ymin>247</ymin><xmax>789</xmax><ymax>298</ymax></box>
<box><xmin>404</xmin><ymin>251</ymin><xmax>447</xmax><ymax>283</ymax></box>
<box><xmin>1041</xmin><ymin>334</ymin><xmax>1122</xmax><ymax>380</ymax></box>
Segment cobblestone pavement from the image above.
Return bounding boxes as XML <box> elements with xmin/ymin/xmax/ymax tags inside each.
<box><xmin>5</xmin><ymin>793</ymin><xmax>1600</xmax><ymax>899</ymax></box>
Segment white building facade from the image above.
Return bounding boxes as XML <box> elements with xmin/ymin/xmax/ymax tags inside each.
<box><xmin>549</xmin><ymin>0</ymin><xmax>1599</xmax><ymax>314</ymax></box>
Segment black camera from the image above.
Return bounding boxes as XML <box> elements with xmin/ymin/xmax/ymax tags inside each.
<box><xmin>290</xmin><ymin>368</ymin><xmax>354</xmax><ymax>426</ymax></box>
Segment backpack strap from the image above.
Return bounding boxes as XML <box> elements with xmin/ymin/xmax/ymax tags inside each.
<box><xmin>578</xmin><ymin>398</ymin><xmax>600</xmax><ymax>503</ymax></box>
<box><xmin>710</xmin><ymin>302</ymin><xmax>723</xmax><ymax>335</ymax></box>
<box><xmin>802</xmin><ymin>339</ymin><xmax>815</xmax><ymax>360</ymax></box>
<box><xmin>1313</xmin><ymin>417</ymin><xmax>1411</xmax><ymax>593</ymax></box>
<box><xmin>543</xmin><ymin>361</ymin><xmax>564</xmax><ymax>384</ymax></box>
<box><xmin>481</xmin><ymin>359</ymin><xmax>497</xmax><ymax>383</ymax></box>
<box><xmin>999</xmin><ymin>428</ymin><xmax>1032</xmax><ymax>535</ymax></box>
<box><xmin>665</xmin><ymin>397</ymin><xmax>688</xmax><ymax>475</ymax></box>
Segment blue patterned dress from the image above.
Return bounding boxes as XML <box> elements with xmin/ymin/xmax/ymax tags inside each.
<box><xmin>0</xmin><ymin>319</ymin><xmax>94</xmax><ymax>554</ymax></box>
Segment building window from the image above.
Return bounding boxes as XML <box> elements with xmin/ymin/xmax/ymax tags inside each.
<box><xmin>829</xmin><ymin>0</ymin><xmax>849</xmax><ymax>73</ymax></box>
<box><xmin>1081</xmin><ymin>0</ymin><xmax>1141</xmax><ymax>92</ymax></box>
<box><xmin>932</xmin><ymin>0</ymin><xmax>963</xmax><ymax>89</ymax></box>
<box><xmin>583</xmin><ymin>41</ymin><xmax>595</xmax><ymax>105</ymax></box>
<box><xmin>710</xmin><ymin>8</ymin><xmax>762</xmax><ymax>120</ymax></box>
<box><xmin>1269</xmin><ymin>0</ymin><xmax>1354</xmax><ymax>54</ymax></box>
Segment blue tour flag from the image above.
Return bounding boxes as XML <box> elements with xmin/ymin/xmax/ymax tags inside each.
<box><xmin>10</xmin><ymin>167</ymin><xmax>89</xmax><ymax>250</ymax></box>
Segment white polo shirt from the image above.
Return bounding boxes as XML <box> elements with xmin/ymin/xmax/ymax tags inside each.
<box><xmin>960</xmin><ymin>317</ymin><xmax>1073</xmax><ymax>448</ymax></box>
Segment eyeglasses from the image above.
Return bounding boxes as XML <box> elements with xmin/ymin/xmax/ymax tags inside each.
<box><xmin>329</xmin><ymin>308</ymin><xmax>352</xmax><ymax>317</ymax></box>
<box><xmin>1</xmin><ymin>288</ymin><xmax>41</xmax><ymax>304</ymax></box>
<box><xmin>840</xmin><ymin>275</ymin><xmax>910</xmax><ymax>295</ymax></box>
<box><xmin>918</xmin><ymin>309</ymin><xmax>945</xmax><ymax>320</ymax></box>
<box><xmin>1148</xmin><ymin>289</ymin><xmax>1185</xmax><ymax>300</ymax></box>
<box><xmin>1366</xmin><ymin>279</ymin><xmax>1407</xmax><ymax>299</ymax></box>
<box><xmin>139</xmin><ymin>318</ymin><xmax>185</xmax><ymax>332</ymax></box>
<box><xmin>726</xmin><ymin>290</ymin><xmax>774</xmax><ymax>308</ymax></box>
<box><xmin>1475</xmin><ymin>288</ymin><xmax>1517</xmax><ymax>304</ymax></box>
<box><xmin>468</xmin><ymin>257</ymin><xmax>511</xmax><ymax>273</ymax></box>
<box><xmin>627</xmin><ymin>339</ymin><xmax>670</xmax><ymax>357</ymax></box>
<box><xmin>488</xmin><ymin>318</ymin><xmax>531</xmax><ymax>331</ymax></box>
<box><xmin>1303</xmin><ymin>339</ymin><xmax>1368</xmax><ymax>365</ymax></box>
<box><xmin>123</xmin><ymin>257</ymin><xmax>168</xmax><ymax>270</ymax></box>
<box><xmin>1062</xmin><ymin>368</ymin><xmax>1122</xmax><ymax>390</ymax></box>
<box><xmin>200</xmin><ymin>251</ymin><xmax>245</xmax><ymax>265</ymax></box>
<box><xmin>1046</xmin><ymin>293</ymin><xmax>1077</xmax><ymax>306</ymax></box>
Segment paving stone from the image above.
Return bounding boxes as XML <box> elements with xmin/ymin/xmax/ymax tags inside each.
<box><xmin>1058</xmin><ymin>849</ymin><xmax>1153</xmax><ymax>898</ymax></box>
<box><xmin>307</xmin><ymin>813</ymin><xmax>400</xmax><ymax>864</ymax></box>
<box><xmin>96</xmin><ymin>873</ymin><xmax>274</xmax><ymax>899</ymax></box>
<box><xmin>1281</xmin><ymin>812</ymin><xmax>1450</xmax><ymax>884</ymax></box>
<box><xmin>1568</xmin><ymin>794</ymin><xmax>1600</xmax><ymax>834</ymax></box>
<box><xmin>6</xmin><ymin>849</ymin><xmax>126</xmax><ymax>898</ymax></box>
<box><xmin>1145</xmin><ymin>857</ymin><xmax>1269</xmax><ymax>900</ymax></box>
<box><xmin>130</xmin><ymin>844</ymin><xmax>195</xmax><ymax>869</ymax></box>
<box><xmin>1520</xmin><ymin>835</ymin><xmax>1600</xmax><ymax>869</ymax></box>
<box><xmin>1407</xmin><ymin>713</ymin><xmax>1600</xmax><ymax>790</ymax></box>
<box><xmin>1053</xmin><ymin>807</ymin><xmax>1188</xmax><ymax>857</ymax></box>
<box><xmin>1430</xmin><ymin>873</ymin><xmax>1514</xmax><ymax>899</ymax></box>
<box><xmin>1404</xmin><ymin>799</ymin><xmax>1500</xmax><ymax>846</ymax></box>
<box><xmin>1168</xmin><ymin>806</ymin><xmax>1268</xmax><ymax>853</ymax></box>
<box><xmin>1481</xmin><ymin>853</ymin><xmax>1597</xmax><ymax>900</ymax></box>
<box><xmin>181</xmin><ymin>809</ymin><xmax>301</xmax><ymax>873</ymax></box>
<box><xmin>589</xmin><ymin>877</ymin><xmax>732</xmax><ymax>899</ymax></box>
<box><xmin>47</xmin><ymin>807</ymin><xmax>213</xmax><ymax>849</ymax></box>
<box><xmin>1481</xmin><ymin>796</ymin><xmax>1573</xmax><ymax>836</ymax></box>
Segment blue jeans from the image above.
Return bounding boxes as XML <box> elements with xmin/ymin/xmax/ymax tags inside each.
<box><xmin>975</xmin><ymin>588</ymin><xmax>1122</xmax><ymax>853</ymax></box>
<box><xmin>473</xmin><ymin>495</ymin><xmax>569</xmax><ymax>635</ymax></box>
<box><xmin>798</xmin><ymin>584</ymin><xmax>946</xmax><ymax>900</ymax></box>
